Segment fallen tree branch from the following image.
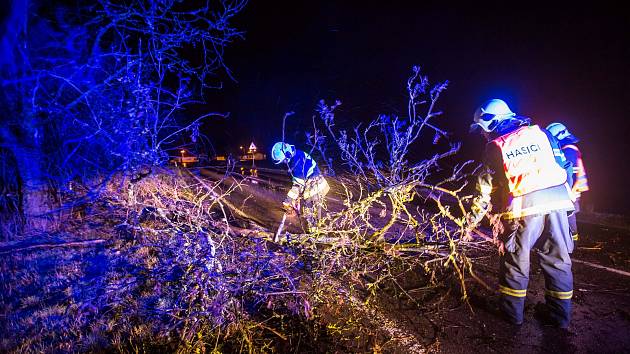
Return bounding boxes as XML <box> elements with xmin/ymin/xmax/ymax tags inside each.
<box><xmin>0</xmin><ymin>239</ymin><xmax>107</xmax><ymax>255</ymax></box>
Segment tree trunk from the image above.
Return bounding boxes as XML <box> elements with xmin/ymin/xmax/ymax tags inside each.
<box><xmin>0</xmin><ymin>126</ymin><xmax>58</xmax><ymax>240</ymax></box>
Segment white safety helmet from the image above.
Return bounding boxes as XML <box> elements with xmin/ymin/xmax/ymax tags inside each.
<box><xmin>471</xmin><ymin>99</ymin><xmax>516</xmax><ymax>133</ymax></box>
<box><xmin>547</xmin><ymin>122</ymin><xmax>579</xmax><ymax>143</ymax></box>
<box><xmin>271</xmin><ymin>142</ymin><xmax>295</xmax><ymax>164</ymax></box>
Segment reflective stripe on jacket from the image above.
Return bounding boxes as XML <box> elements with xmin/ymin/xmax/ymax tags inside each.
<box><xmin>471</xmin><ymin>124</ymin><xmax>574</xmax><ymax>222</ymax></box>
<box><xmin>287</xmin><ymin>150</ymin><xmax>320</xmax><ymax>182</ymax></box>
<box><xmin>492</xmin><ymin>125</ymin><xmax>567</xmax><ymax>197</ymax></box>
<box><xmin>503</xmin><ymin>185</ymin><xmax>575</xmax><ymax>219</ymax></box>
<box><xmin>562</xmin><ymin>144</ymin><xmax>589</xmax><ymax>194</ymax></box>
<box><xmin>287</xmin><ymin>176</ymin><xmax>330</xmax><ymax>201</ymax></box>
<box><xmin>286</xmin><ymin>149</ymin><xmax>327</xmax><ymax>201</ymax></box>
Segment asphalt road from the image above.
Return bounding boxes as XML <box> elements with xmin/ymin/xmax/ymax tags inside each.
<box><xmin>192</xmin><ymin>165</ymin><xmax>630</xmax><ymax>353</ymax></box>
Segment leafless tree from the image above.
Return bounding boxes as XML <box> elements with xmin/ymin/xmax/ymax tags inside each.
<box><xmin>0</xmin><ymin>0</ymin><xmax>247</xmax><ymax>237</ymax></box>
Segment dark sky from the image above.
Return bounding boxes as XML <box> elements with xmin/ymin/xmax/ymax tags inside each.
<box><xmin>0</xmin><ymin>1</ymin><xmax>625</xmax><ymax>212</ymax></box>
<box><xmin>211</xmin><ymin>2</ymin><xmax>629</xmax><ymax>214</ymax></box>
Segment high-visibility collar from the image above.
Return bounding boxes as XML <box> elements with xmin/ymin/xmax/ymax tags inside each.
<box><xmin>492</xmin><ymin>125</ymin><xmax>567</xmax><ymax>197</ymax></box>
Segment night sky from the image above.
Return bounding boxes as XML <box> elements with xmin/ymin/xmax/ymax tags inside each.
<box><xmin>3</xmin><ymin>1</ymin><xmax>625</xmax><ymax>214</ymax></box>
<box><xmin>207</xmin><ymin>1</ymin><xmax>628</xmax><ymax>215</ymax></box>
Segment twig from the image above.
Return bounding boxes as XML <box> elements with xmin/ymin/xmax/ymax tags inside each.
<box><xmin>0</xmin><ymin>239</ymin><xmax>107</xmax><ymax>255</ymax></box>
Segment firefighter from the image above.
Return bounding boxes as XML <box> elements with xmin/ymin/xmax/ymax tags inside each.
<box><xmin>271</xmin><ymin>142</ymin><xmax>330</xmax><ymax>229</ymax></box>
<box><xmin>466</xmin><ymin>99</ymin><xmax>575</xmax><ymax>328</ymax></box>
<box><xmin>547</xmin><ymin>122</ymin><xmax>589</xmax><ymax>242</ymax></box>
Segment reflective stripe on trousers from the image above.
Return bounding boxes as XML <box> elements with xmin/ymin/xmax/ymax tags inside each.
<box><xmin>499</xmin><ymin>210</ymin><xmax>573</xmax><ymax>326</ymax></box>
<box><xmin>568</xmin><ymin>198</ymin><xmax>580</xmax><ymax>242</ymax></box>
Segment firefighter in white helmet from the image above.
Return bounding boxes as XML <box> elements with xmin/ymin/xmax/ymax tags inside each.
<box><xmin>271</xmin><ymin>142</ymin><xmax>330</xmax><ymax>230</ymax></box>
<box><xmin>467</xmin><ymin>99</ymin><xmax>575</xmax><ymax>328</ymax></box>
<box><xmin>547</xmin><ymin>122</ymin><xmax>589</xmax><ymax>242</ymax></box>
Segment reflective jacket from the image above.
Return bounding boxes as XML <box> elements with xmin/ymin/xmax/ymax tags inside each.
<box><xmin>561</xmin><ymin>144</ymin><xmax>589</xmax><ymax>196</ymax></box>
<box><xmin>492</xmin><ymin>125</ymin><xmax>568</xmax><ymax>197</ymax></box>
<box><xmin>285</xmin><ymin>149</ymin><xmax>329</xmax><ymax>201</ymax></box>
<box><xmin>286</xmin><ymin>149</ymin><xmax>320</xmax><ymax>184</ymax></box>
<box><xmin>471</xmin><ymin>124</ymin><xmax>574</xmax><ymax>221</ymax></box>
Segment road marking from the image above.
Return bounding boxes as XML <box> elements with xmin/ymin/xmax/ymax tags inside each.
<box><xmin>572</xmin><ymin>259</ymin><xmax>630</xmax><ymax>277</ymax></box>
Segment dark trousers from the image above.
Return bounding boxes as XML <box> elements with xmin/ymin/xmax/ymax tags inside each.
<box><xmin>568</xmin><ymin>198</ymin><xmax>581</xmax><ymax>241</ymax></box>
<box><xmin>499</xmin><ymin>210</ymin><xmax>573</xmax><ymax>326</ymax></box>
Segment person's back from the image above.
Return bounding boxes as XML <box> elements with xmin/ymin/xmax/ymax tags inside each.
<box><xmin>286</xmin><ymin>149</ymin><xmax>321</xmax><ymax>184</ymax></box>
<box><xmin>482</xmin><ymin>123</ymin><xmax>574</xmax><ymax>219</ymax></box>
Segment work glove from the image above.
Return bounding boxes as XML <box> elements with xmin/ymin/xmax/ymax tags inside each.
<box><xmin>488</xmin><ymin>213</ymin><xmax>505</xmax><ymax>238</ymax></box>
<box><xmin>282</xmin><ymin>198</ymin><xmax>299</xmax><ymax>216</ymax></box>
<box><xmin>462</xmin><ymin>213</ymin><xmax>481</xmax><ymax>241</ymax></box>
<box><xmin>488</xmin><ymin>213</ymin><xmax>506</xmax><ymax>256</ymax></box>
